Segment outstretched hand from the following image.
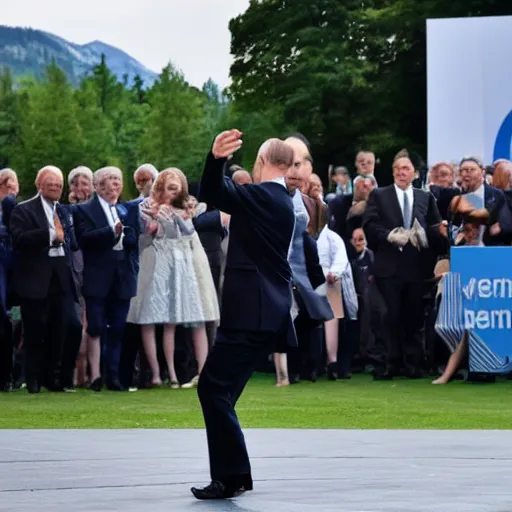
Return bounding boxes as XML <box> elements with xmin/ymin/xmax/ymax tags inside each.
<box><xmin>212</xmin><ymin>129</ymin><xmax>243</xmax><ymax>159</ymax></box>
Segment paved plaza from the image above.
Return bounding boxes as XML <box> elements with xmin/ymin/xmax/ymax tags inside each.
<box><xmin>1</xmin><ymin>429</ymin><xmax>511</xmax><ymax>511</ymax></box>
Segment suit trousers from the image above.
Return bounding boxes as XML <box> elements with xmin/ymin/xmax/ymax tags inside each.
<box><xmin>197</xmin><ymin>328</ymin><xmax>276</xmax><ymax>487</ymax></box>
<box><xmin>20</xmin><ymin>287</ymin><xmax>68</xmax><ymax>387</ymax></box>
<box><xmin>60</xmin><ymin>301</ymin><xmax>82</xmax><ymax>388</ymax></box>
<box><xmin>0</xmin><ymin>309</ymin><xmax>13</xmax><ymax>387</ymax></box>
<box><xmin>287</xmin><ymin>310</ymin><xmax>324</xmax><ymax>379</ymax></box>
<box><xmin>84</xmin><ymin>293</ymin><xmax>130</xmax><ymax>385</ymax></box>
<box><xmin>375</xmin><ymin>276</ymin><xmax>425</xmax><ymax>373</ymax></box>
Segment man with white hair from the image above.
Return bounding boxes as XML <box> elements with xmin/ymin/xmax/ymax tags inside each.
<box><xmin>75</xmin><ymin>166</ymin><xmax>138</xmax><ymax>392</ymax></box>
<box><xmin>10</xmin><ymin>165</ymin><xmax>77</xmax><ymax>393</ymax></box>
<box><xmin>133</xmin><ymin>163</ymin><xmax>158</xmax><ymax>198</ymax></box>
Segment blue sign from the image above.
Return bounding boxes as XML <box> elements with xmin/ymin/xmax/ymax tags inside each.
<box><xmin>451</xmin><ymin>247</ymin><xmax>512</xmax><ymax>374</ymax></box>
<box><xmin>493</xmin><ymin>109</ymin><xmax>512</xmax><ymax>161</ymax></box>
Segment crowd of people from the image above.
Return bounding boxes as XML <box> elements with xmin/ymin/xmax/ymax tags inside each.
<box><xmin>0</xmin><ymin>134</ymin><xmax>511</xmax><ymax>394</ymax></box>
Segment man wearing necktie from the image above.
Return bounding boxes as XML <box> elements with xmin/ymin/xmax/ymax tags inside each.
<box><xmin>10</xmin><ymin>166</ymin><xmax>76</xmax><ymax>393</ymax></box>
<box><xmin>74</xmin><ymin>166</ymin><xmax>138</xmax><ymax>392</ymax></box>
<box><xmin>429</xmin><ymin>156</ymin><xmax>512</xmax><ymax>245</ymax></box>
<box><xmin>363</xmin><ymin>150</ymin><xmax>444</xmax><ymax>380</ymax></box>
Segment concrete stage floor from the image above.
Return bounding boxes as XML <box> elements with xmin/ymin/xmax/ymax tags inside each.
<box><xmin>0</xmin><ymin>429</ymin><xmax>511</xmax><ymax>511</ymax></box>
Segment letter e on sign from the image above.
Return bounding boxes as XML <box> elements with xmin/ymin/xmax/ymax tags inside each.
<box><xmin>478</xmin><ymin>279</ymin><xmax>492</xmax><ymax>298</ymax></box>
<box><xmin>476</xmin><ymin>310</ymin><xmax>490</xmax><ymax>330</ymax></box>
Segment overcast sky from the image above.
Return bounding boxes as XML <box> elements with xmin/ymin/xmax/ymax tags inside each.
<box><xmin>3</xmin><ymin>0</ymin><xmax>250</xmax><ymax>89</ymax></box>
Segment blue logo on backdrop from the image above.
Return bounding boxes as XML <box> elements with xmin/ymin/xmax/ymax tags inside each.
<box><xmin>493</xmin><ymin>109</ymin><xmax>512</xmax><ymax>161</ymax></box>
<box><xmin>451</xmin><ymin>247</ymin><xmax>512</xmax><ymax>374</ymax></box>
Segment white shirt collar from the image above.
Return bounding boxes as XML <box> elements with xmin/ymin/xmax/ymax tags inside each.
<box><xmin>394</xmin><ymin>183</ymin><xmax>413</xmax><ymax>194</ymax></box>
<box><xmin>272</xmin><ymin>176</ymin><xmax>287</xmax><ymax>188</ymax></box>
<box><xmin>98</xmin><ymin>194</ymin><xmax>115</xmax><ymax>208</ymax></box>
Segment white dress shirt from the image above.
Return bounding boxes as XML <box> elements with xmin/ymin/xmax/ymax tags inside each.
<box><xmin>317</xmin><ymin>225</ymin><xmax>349</xmax><ymax>277</ymax></box>
<box><xmin>394</xmin><ymin>183</ymin><xmax>414</xmax><ymax>219</ymax></box>
<box><xmin>40</xmin><ymin>195</ymin><xmax>65</xmax><ymax>257</ymax></box>
<box><xmin>98</xmin><ymin>194</ymin><xmax>124</xmax><ymax>251</ymax></box>
<box><xmin>471</xmin><ymin>183</ymin><xmax>485</xmax><ymax>207</ymax></box>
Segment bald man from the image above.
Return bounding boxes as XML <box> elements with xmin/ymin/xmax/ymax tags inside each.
<box><xmin>283</xmin><ymin>135</ymin><xmax>333</xmax><ymax>382</ymax></box>
<box><xmin>192</xmin><ymin>132</ymin><xmax>295</xmax><ymax>500</ymax></box>
<box><xmin>10</xmin><ymin>166</ymin><xmax>77</xmax><ymax>393</ymax></box>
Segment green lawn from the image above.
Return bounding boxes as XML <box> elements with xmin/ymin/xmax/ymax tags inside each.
<box><xmin>1</xmin><ymin>373</ymin><xmax>511</xmax><ymax>429</ymax></box>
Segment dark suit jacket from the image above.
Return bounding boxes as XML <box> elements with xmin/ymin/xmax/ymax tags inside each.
<box><xmin>123</xmin><ymin>196</ymin><xmax>144</xmax><ymax>274</ymax></box>
<box><xmin>10</xmin><ymin>196</ymin><xmax>74</xmax><ymax>300</ymax></box>
<box><xmin>363</xmin><ymin>185</ymin><xmax>442</xmax><ymax>281</ymax></box>
<box><xmin>328</xmin><ymin>193</ymin><xmax>353</xmax><ymax>241</ymax></box>
<box><xmin>193</xmin><ymin>209</ymin><xmax>226</xmax><ymax>268</ymax></box>
<box><xmin>0</xmin><ymin>195</ymin><xmax>17</xmax><ymax>309</ymax></box>
<box><xmin>303</xmin><ymin>232</ymin><xmax>326</xmax><ymax>290</ymax></box>
<box><xmin>430</xmin><ymin>183</ymin><xmax>512</xmax><ymax>246</ymax></box>
<box><xmin>74</xmin><ymin>194</ymin><xmax>137</xmax><ymax>300</ymax></box>
<box><xmin>199</xmin><ymin>151</ymin><xmax>295</xmax><ymax>336</ymax></box>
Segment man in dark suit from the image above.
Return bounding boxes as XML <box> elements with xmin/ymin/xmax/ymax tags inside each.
<box><xmin>191</xmin><ymin>131</ymin><xmax>295</xmax><ymax>500</ymax></box>
<box><xmin>329</xmin><ymin>174</ymin><xmax>377</xmax><ymax>258</ymax></box>
<box><xmin>74</xmin><ymin>166</ymin><xmax>138</xmax><ymax>392</ymax></box>
<box><xmin>363</xmin><ymin>150</ymin><xmax>444</xmax><ymax>379</ymax></box>
<box><xmin>10</xmin><ymin>166</ymin><xmax>76</xmax><ymax>393</ymax></box>
<box><xmin>193</xmin><ymin>207</ymin><xmax>227</xmax><ymax>350</ymax></box>
<box><xmin>282</xmin><ymin>136</ymin><xmax>333</xmax><ymax>382</ymax></box>
<box><xmin>430</xmin><ymin>156</ymin><xmax>512</xmax><ymax>246</ymax></box>
<box><xmin>0</xmin><ymin>169</ymin><xmax>18</xmax><ymax>392</ymax></box>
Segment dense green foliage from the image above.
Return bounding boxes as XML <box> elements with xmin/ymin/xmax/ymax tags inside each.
<box><xmin>229</xmin><ymin>0</ymin><xmax>512</xmax><ymax>185</ymax></box>
<box><xmin>1</xmin><ymin>1</ymin><xmax>511</xmax><ymax>195</ymax></box>
<box><xmin>0</xmin><ymin>59</ymin><xmax>231</xmax><ymax>199</ymax></box>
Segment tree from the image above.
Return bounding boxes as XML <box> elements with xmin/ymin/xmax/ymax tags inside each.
<box><xmin>74</xmin><ymin>80</ymin><xmax>115</xmax><ymax>170</ymax></box>
<box><xmin>11</xmin><ymin>62</ymin><xmax>84</xmax><ymax>194</ymax></box>
<box><xmin>139</xmin><ymin>63</ymin><xmax>209</xmax><ymax>180</ymax></box>
<box><xmin>89</xmin><ymin>54</ymin><xmax>124</xmax><ymax>116</ymax></box>
<box><xmin>132</xmin><ymin>74</ymin><xmax>147</xmax><ymax>105</ymax></box>
<box><xmin>0</xmin><ymin>67</ymin><xmax>19</xmax><ymax>169</ymax></box>
<box><xmin>229</xmin><ymin>0</ymin><xmax>376</xmax><ymax>178</ymax></box>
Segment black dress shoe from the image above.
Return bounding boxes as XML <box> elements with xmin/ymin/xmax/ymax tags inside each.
<box><xmin>107</xmin><ymin>380</ymin><xmax>127</xmax><ymax>391</ymax></box>
<box><xmin>89</xmin><ymin>377</ymin><xmax>102</xmax><ymax>392</ymax></box>
<box><xmin>405</xmin><ymin>369</ymin><xmax>424</xmax><ymax>379</ymax></box>
<box><xmin>1</xmin><ymin>382</ymin><xmax>12</xmax><ymax>392</ymax></box>
<box><xmin>191</xmin><ymin>480</ymin><xmax>251</xmax><ymax>500</ymax></box>
<box><xmin>373</xmin><ymin>371</ymin><xmax>394</xmax><ymax>381</ymax></box>
<box><xmin>327</xmin><ymin>363</ymin><xmax>338</xmax><ymax>381</ymax></box>
<box><xmin>288</xmin><ymin>373</ymin><xmax>300</xmax><ymax>384</ymax></box>
<box><xmin>46</xmin><ymin>381</ymin><xmax>65</xmax><ymax>392</ymax></box>
<box><xmin>27</xmin><ymin>381</ymin><xmax>41</xmax><ymax>394</ymax></box>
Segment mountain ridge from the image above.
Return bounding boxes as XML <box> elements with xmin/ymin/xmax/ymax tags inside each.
<box><xmin>0</xmin><ymin>25</ymin><xmax>158</xmax><ymax>87</ymax></box>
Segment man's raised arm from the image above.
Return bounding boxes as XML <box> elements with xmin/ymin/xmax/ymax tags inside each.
<box><xmin>198</xmin><ymin>129</ymin><xmax>244</xmax><ymax>215</ymax></box>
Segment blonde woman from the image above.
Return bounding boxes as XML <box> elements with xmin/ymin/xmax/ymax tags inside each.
<box><xmin>127</xmin><ymin>169</ymin><xmax>219</xmax><ymax>388</ymax></box>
